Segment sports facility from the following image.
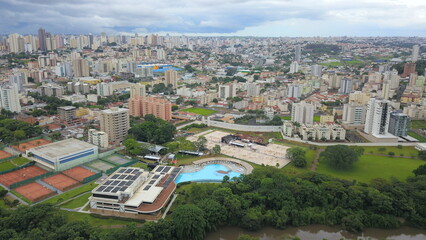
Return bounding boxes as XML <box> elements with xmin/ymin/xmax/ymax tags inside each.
<box><xmin>42</xmin><ymin>174</ymin><xmax>80</xmax><ymax>191</ymax></box>
<box><xmin>12</xmin><ymin>138</ymin><xmax>52</xmax><ymax>152</ymax></box>
<box><xmin>62</xmin><ymin>166</ymin><xmax>97</xmax><ymax>182</ymax></box>
<box><xmin>86</xmin><ymin>160</ymin><xmax>115</xmax><ymax>172</ymax></box>
<box><xmin>103</xmin><ymin>154</ymin><xmax>131</xmax><ymax>165</ymax></box>
<box><xmin>0</xmin><ymin>150</ymin><xmax>12</xmax><ymax>160</ymax></box>
<box><xmin>0</xmin><ymin>165</ymin><xmax>48</xmax><ymax>188</ymax></box>
<box><xmin>14</xmin><ymin>182</ymin><xmax>56</xmax><ymax>202</ymax></box>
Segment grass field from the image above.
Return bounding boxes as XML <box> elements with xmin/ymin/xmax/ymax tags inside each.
<box><xmin>408</xmin><ymin>131</ymin><xmax>426</xmax><ymax>142</ymax></box>
<box><xmin>12</xmin><ymin>157</ymin><xmax>30</xmax><ymax>165</ymax></box>
<box><xmin>0</xmin><ymin>161</ymin><xmax>17</xmax><ymax>172</ymax></box>
<box><xmin>363</xmin><ymin>146</ymin><xmax>420</xmax><ymax>158</ymax></box>
<box><xmin>313</xmin><ymin>116</ymin><xmax>321</xmax><ymax>122</ymax></box>
<box><xmin>182</xmin><ymin>107</ymin><xmax>217</xmax><ymax>116</ymax></box>
<box><xmin>410</xmin><ymin>120</ymin><xmax>426</xmax><ymax>129</ymax></box>
<box><xmin>281</xmin><ymin>149</ymin><xmax>318</xmax><ymax>176</ymax></box>
<box><xmin>131</xmin><ymin>161</ymin><xmax>149</xmax><ymax>169</ymax></box>
<box><xmin>320</xmin><ymin>61</ymin><xmax>343</xmax><ymax>67</ymax></box>
<box><xmin>42</xmin><ymin>182</ymin><xmax>98</xmax><ymax>205</ymax></box>
<box><xmin>61</xmin><ymin>211</ymin><xmax>142</xmax><ymax>226</ymax></box>
<box><xmin>280</xmin><ymin>116</ymin><xmax>291</xmax><ymax>120</ymax></box>
<box><xmin>60</xmin><ymin>192</ymin><xmax>91</xmax><ymax>209</ymax></box>
<box><xmin>317</xmin><ymin>155</ymin><xmax>424</xmax><ymax>183</ymax></box>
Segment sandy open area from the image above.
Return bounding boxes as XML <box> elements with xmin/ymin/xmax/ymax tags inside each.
<box><xmin>188</xmin><ymin>130</ymin><xmax>290</xmax><ymax>168</ymax></box>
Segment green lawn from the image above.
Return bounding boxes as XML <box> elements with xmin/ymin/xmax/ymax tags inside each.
<box><xmin>131</xmin><ymin>161</ymin><xmax>149</xmax><ymax>170</ymax></box>
<box><xmin>313</xmin><ymin>116</ymin><xmax>321</xmax><ymax>122</ymax></box>
<box><xmin>281</xmin><ymin>149</ymin><xmax>317</xmax><ymax>176</ymax></box>
<box><xmin>60</xmin><ymin>192</ymin><xmax>91</xmax><ymax>209</ymax></box>
<box><xmin>410</xmin><ymin>120</ymin><xmax>426</xmax><ymax>129</ymax></box>
<box><xmin>42</xmin><ymin>182</ymin><xmax>98</xmax><ymax>205</ymax></box>
<box><xmin>0</xmin><ymin>161</ymin><xmax>17</xmax><ymax>172</ymax></box>
<box><xmin>362</xmin><ymin>146</ymin><xmax>419</xmax><ymax>158</ymax></box>
<box><xmin>408</xmin><ymin>131</ymin><xmax>426</xmax><ymax>142</ymax></box>
<box><xmin>182</xmin><ymin>107</ymin><xmax>217</xmax><ymax>116</ymax></box>
<box><xmin>11</xmin><ymin>157</ymin><xmax>30</xmax><ymax>166</ymax></box>
<box><xmin>61</xmin><ymin>211</ymin><xmax>142</xmax><ymax>226</ymax></box>
<box><xmin>280</xmin><ymin>116</ymin><xmax>291</xmax><ymax>120</ymax></box>
<box><xmin>320</xmin><ymin>62</ymin><xmax>343</xmax><ymax>67</ymax></box>
<box><xmin>317</xmin><ymin>155</ymin><xmax>425</xmax><ymax>183</ymax></box>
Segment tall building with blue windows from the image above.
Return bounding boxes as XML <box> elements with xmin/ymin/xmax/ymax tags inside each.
<box><xmin>27</xmin><ymin>138</ymin><xmax>98</xmax><ymax>171</ymax></box>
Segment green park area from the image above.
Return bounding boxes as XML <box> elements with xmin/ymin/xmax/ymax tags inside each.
<box><xmin>182</xmin><ymin>107</ymin><xmax>217</xmax><ymax>116</ymax></box>
<box><xmin>62</xmin><ymin>211</ymin><xmax>142</xmax><ymax>227</ymax></box>
<box><xmin>59</xmin><ymin>192</ymin><xmax>91</xmax><ymax>209</ymax></box>
<box><xmin>317</xmin><ymin>154</ymin><xmax>424</xmax><ymax>183</ymax></box>
<box><xmin>42</xmin><ymin>182</ymin><xmax>98</xmax><ymax>205</ymax></box>
<box><xmin>362</xmin><ymin>146</ymin><xmax>420</xmax><ymax>158</ymax></box>
<box><xmin>410</xmin><ymin>120</ymin><xmax>426</xmax><ymax>129</ymax></box>
<box><xmin>0</xmin><ymin>157</ymin><xmax>30</xmax><ymax>172</ymax></box>
<box><xmin>280</xmin><ymin>116</ymin><xmax>291</xmax><ymax>120</ymax></box>
<box><xmin>409</xmin><ymin>131</ymin><xmax>426</xmax><ymax>142</ymax></box>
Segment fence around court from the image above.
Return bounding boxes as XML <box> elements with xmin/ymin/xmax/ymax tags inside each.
<box><xmin>81</xmin><ymin>171</ymin><xmax>102</xmax><ymax>183</ymax></box>
<box><xmin>0</xmin><ymin>155</ymin><xmax>18</xmax><ymax>163</ymax></box>
<box><xmin>0</xmin><ymin>161</ymin><xmax>35</xmax><ymax>175</ymax></box>
<box><xmin>9</xmin><ymin>171</ymin><xmax>55</xmax><ymax>189</ymax></box>
<box><xmin>105</xmin><ymin>166</ymin><xmax>120</xmax><ymax>175</ymax></box>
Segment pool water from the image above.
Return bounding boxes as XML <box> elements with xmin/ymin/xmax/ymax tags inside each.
<box><xmin>175</xmin><ymin>164</ymin><xmax>241</xmax><ymax>184</ymax></box>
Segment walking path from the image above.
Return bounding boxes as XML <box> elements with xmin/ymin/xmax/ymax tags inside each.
<box><xmin>310</xmin><ymin>149</ymin><xmax>324</xmax><ymax>171</ymax></box>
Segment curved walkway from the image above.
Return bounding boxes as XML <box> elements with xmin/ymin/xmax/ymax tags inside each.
<box><xmin>193</xmin><ymin>157</ymin><xmax>254</xmax><ymax>174</ymax></box>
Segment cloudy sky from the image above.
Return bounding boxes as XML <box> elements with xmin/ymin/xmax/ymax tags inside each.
<box><xmin>1</xmin><ymin>0</ymin><xmax>426</xmax><ymax>36</ymax></box>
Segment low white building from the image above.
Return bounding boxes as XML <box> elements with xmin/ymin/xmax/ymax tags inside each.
<box><xmin>88</xmin><ymin>129</ymin><xmax>109</xmax><ymax>148</ymax></box>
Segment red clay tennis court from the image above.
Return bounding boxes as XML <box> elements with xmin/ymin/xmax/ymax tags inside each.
<box><xmin>0</xmin><ymin>165</ymin><xmax>48</xmax><ymax>188</ymax></box>
<box><xmin>42</xmin><ymin>174</ymin><xmax>80</xmax><ymax>191</ymax></box>
<box><xmin>62</xmin><ymin>166</ymin><xmax>96</xmax><ymax>182</ymax></box>
<box><xmin>15</xmin><ymin>182</ymin><xmax>56</xmax><ymax>202</ymax></box>
<box><xmin>12</xmin><ymin>139</ymin><xmax>52</xmax><ymax>152</ymax></box>
<box><xmin>0</xmin><ymin>150</ymin><xmax>12</xmax><ymax>160</ymax></box>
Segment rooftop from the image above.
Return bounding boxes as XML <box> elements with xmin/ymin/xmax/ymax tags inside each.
<box><xmin>30</xmin><ymin>138</ymin><xmax>97</xmax><ymax>158</ymax></box>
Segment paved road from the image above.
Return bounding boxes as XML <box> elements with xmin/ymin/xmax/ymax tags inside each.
<box><xmin>176</xmin><ymin>120</ymin><xmax>200</xmax><ymax>130</ymax></box>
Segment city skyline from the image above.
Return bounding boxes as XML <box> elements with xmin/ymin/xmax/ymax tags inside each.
<box><xmin>1</xmin><ymin>0</ymin><xmax>426</xmax><ymax>37</ymax></box>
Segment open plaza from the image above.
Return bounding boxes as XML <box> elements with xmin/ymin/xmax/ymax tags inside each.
<box><xmin>187</xmin><ymin>130</ymin><xmax>290</xmax><ymax>168</ymax></box>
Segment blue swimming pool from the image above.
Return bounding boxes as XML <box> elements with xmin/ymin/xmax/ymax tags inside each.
<box><xmin>175</xmin><ymin>164</ymin><xmax>241</xmax><ymax>184</ymax></box>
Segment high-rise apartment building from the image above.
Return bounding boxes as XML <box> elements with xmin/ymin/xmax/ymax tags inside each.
<box><xmin>291</xmin><ymin>101</ymin><xmax>314</xmax><ymax>124</ymax></box>
<box><xmin>246</xmin><ymin>83</ymin><xmax>260</xmax><ymax>97</ymax></box>
<box><xmin>294</xmin><ymin>45</ymin><xmax>302</xmax><ymax>62</ymax></box>
<box><xmin>99</xmin><ymin>107</ymin><xmax>129</xmax><ymax>144</ymax></box>
<box><xmin>310</xmin><ymin>64</ymin><xmax>322</xmax><ymax>77</ymax></box>
<box><xmin>219</xmin><ymin>84</ymin><xmax>237</xmax><ymax>99</ymax></box>
<box><xmin>57</xmin><ymin>106</ymin><xmax>77</xmax><ymax>124</ymax></box>
<box><xmin>97</xmin><ymin>82</ymin><xmax>113</xmax><ymax>97</ymax></box>
<box><xmin>128</xmin><ymin>96</ymin><xmax>172</xmax><ymax>120</ymax></box>
<box><xmin>412</xmin><ymin>44</ymin><xmax>420</xmax><ymax>62</ymax></box>
<box><xmin>342</xmin><ymin>103</ymin><xmax>366</xmax><ymax>125</ymax></box>
<box><xmin>364</xmin><ymin>98</ymin><xmax>392</xmax><ymax>136</ymax></box>
<box><xmin>38</xmin><ymin>28</ymin><xmax>47</xmax><ymax>51</ymax></box>
<box><xmin>165</xmin><ymin>69</ymin><xmax>178</xmax><ymax>89</ymax></box>
<box><xmin>388</xmin><ymin>111</ymin><xmax>410</xmax><ymax>137</ymax></box>
<box><xmin>339</xmin><ymin>78</ymin><xmax>353</xmax><ymax>94</ymax></box>
<box><xmin>287</xmin><ymin>84</ymin><xmax>302</xmax><ymax>99</ymax></box>
<box><xmin>130</xmin><ymin>83</ymin><xmax>146</xmax><ymax>98</ymax></box>
<box><xmin>402</xmin><ymin>62</ymin><xmax>416</xmax><ymax>78</ymax></box>
<box><xmin>289</xmin><ymin>61</ymin><xmax>299</xmax><ymax>73</ymax></box>
<box><xmin>72</xmin><ymin>59</ymin><xmax>90</xmax><ymax>77</ymax></box>
<box><xmin>7</xmin><ymin>33</ymin><xmax>25</xmax><ymax>53</ymax></box>
<box><xmin>0</xmin><ymin>84</ymin><xmax>21</xmax><ymax>113</ymax></box>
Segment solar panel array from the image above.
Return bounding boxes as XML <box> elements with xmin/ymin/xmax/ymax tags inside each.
<box><xmin>163</xmin><ymin>167</ymin><xmax>182</xmax><ymax>188</ymax></box>
<box><xmin>96</xmin><ymin>168</ymin><xmax>143</xmax><ymax>194</ymax></box>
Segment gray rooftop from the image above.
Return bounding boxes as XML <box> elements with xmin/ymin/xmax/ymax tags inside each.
<box><xmin>30</xmin><ymin>138</ymin><xmax>97</xmax><ymax>158</ymax></box>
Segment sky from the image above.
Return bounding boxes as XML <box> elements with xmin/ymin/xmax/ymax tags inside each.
<box><xmin>1</xmin><ymin>0</ymin><xmax>426</xmax><ymax>37</ymax></box>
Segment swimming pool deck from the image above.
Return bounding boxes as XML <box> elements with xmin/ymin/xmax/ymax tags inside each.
<box><xmin>192</xmin><ymin>157</ymin><xmax>253</xmax><ymax>174</ymax></box>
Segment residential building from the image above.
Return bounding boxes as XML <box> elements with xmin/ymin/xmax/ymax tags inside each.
<box><xmin>246</xmin><ymin>83</ymin><xmax>260</xmax><ymax>97</ymax></box>
<box><xmin>97</xmin><ymin>82</ymin><xmax>113</xmax><ymax>96</ymax></box>
<box><xmin>412</xmin><ymin>44</ymin><xmax>420</xmax><ymax>62</ymax></box>
<box><xmin>287</xmin><ymin>84</ymin><xmax>301</xmax><ymax>99</ymax></box>
<box><xmin>291</xmin><ymin>101</ymin><xmax>314</xmax><ymax>124</ymax></box>
<box><xmin>342</xmin><ymin>103</ymin><xmax>366</xmax><ymax>124</ymax></box>
<box><xmin>219</xmin><ymin>84</ymin><xmax>237</xmax><ymax>99</ymax></box>
<box><xmin>310</xmin><ymin>64</ymin><xmax>322</xmax><ymax>77</ymax></box>
<box><xmin>130</xmin><ymin>83</ymin><xmax>146</xmax><ymax>98</ymax></box>
<box><xmin>0</xmin><ymin>84</ymin><xmax>21</xmax><ymax>113</ymax></box>
<box><xmin>99</xmin><ymin>107</ymin><xmax>129</xmax><ymax>144</ymax></box>
<box><xmin>289</xmin><ymin>61</ymin><xmax>299</xmax><ymax>73</ymax></box>
<box><xmin>294</xmin><ymin>45</ymin><xmax>301</xmax><ymax>62</ymax></box>
<box><xmin>88</xmin><ymin>129</ymin><xmax>109</xmax><ymax>148</ymax></box>
<box><xmin>165</xmin><ymin>69</ymin><xmax>178</xmax><ymax>89</ymax></box>
<box><xmin>128</xmin><ymin>96</ymin><xmax>172</xmax><ymax>120</ymax></box>
<box><xmin>339</xmin><ymin>78</ymin><xmax>352</xmax><ymax>94</ymax></box>
<box><xmin>388</xmin><ymin>111</ymin><xmax>410</xmax><ymax>137</ymax></box>
<box><xmin>364</xmin><ymin>98</ymin><xmax>392</xmax><ymax>136</ymax></box>
<box><xmin>57</xmin><ymin>106</ymin><xmax>77</xmax><ymax>124</ymax></box>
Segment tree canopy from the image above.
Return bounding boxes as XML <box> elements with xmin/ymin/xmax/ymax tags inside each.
<box><xmin>128</xmin><ymin>114</ymin><xmax>176</xmax><ymax>144</ymax></box>
<box><xmin>320</xmin><ymin>145</ymin><xmax>361</xmax><ymax>170</ymax></box>
<box><xmin>286</xmin><ymin>147</ymin><xmax>307</xmax><ymax>168</ymax></box>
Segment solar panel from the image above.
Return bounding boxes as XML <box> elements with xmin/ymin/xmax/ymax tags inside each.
<box><xmin>156</xmin><ymin>166</ymin><xmax>164</xmax><ymax>172</ymax></box>
<box><xmin>105</xmin><ymin>180</ymin><xmax>113</xmax><ymax>185</ymax></box>
<box><xmin>112</xmin><ymin>187</ymin><xmax>121</xmax><ymax>193</ymax></box>
<box><xmin>118</xmin><ymin>181</ymin><xmax>126</xmax><ymax>186</ymax></box>
<box><xmin>105</xmin><ymin>186</ymin><xmax>113</xmax><ymax>192</ymax></box>
<box><xmin>152</xmin><ymin>175</ymin><xmax>160</xmax><ymax>179</ymax></box>
<box><xmin>118</xmin><ymin>175</ymin><xmax>126</xmax><ymax>179</ymax></box>
<box><xmin>118</xmin><ymin>169</ymin><xmax>126</xmax><ymax>173</ymax></box>
<box><xmin>98</xmin><ymin>186</ymin><xmax>106</xmax><ymax>191</ymax></box>
<box><xmin>112</xmin><ymin>180</ymin><xmax>120</xmax><ymax>185</ymax></box>
<box><xmin>163</xmin><ymin>166</ymin><xmax>171</xmax><ymax>172</ymax></box>
<box><xmin>111</xmin><ymin>174</ymin><xmax>119</xmax><ymax>179</ymax></box>
<box><xmin>143</xmin><ymin>185</ymin><xmax>151</xmax><ymax>191</ymax></box>
<box><xmin>120</xmin><ymin>186</ymin><xmax>128</xmax><ymax>191</ymax></box>
<box><xmin>149</xmin><ymin>180</ymin><xmax>156</xmax><ymax>184</ymax></box>
<box><xmin>125</xmin><ymin>169</ymin><xmax>132</xmax><ymax>173</ymax></box>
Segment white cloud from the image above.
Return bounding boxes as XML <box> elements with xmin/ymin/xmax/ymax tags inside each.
<box><xmin>0</xmin><ymin>0</ymin><xmax>425</xmax><ymax>36</ymax></box>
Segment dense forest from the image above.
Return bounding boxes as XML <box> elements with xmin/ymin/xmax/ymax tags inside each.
<box><xmin>0</xmin><ymin>116</ymin><xmax>42</xmax><ymax>144</ymax></box>
<box><xmin>0</xmin><ymin>165</ymin><xmax>425</xmax><ymax>240</ymax></box>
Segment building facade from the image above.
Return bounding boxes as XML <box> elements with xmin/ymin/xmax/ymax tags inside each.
<box><xmin>88</xmin><ymin>129</ymin><xmax>109</xmax><ymax>148</ymax></box>
<box><xmin>388</xmin><ymin>111</ymin><xmax>410</xmax><ymax>137</ymax></box>
<box><xmin>99</xmin><ymin>107</ymin><xmax>130</xmax><ymax>144</ymax></box>
<box><xmin>291</xmin><ymin>101</ymin><xmax>314</xmax><ymax>124</ymax></box>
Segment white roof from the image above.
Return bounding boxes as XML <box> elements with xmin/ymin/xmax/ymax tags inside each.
<box><xmin>30</xmin><ymin>138</ymin><xmax>96</xmax><ymax>158</ymax></box>
<box><xmin>125</xmin><ymin>186</ymin><xmax>163</xmax><ymax>207</ymax></box>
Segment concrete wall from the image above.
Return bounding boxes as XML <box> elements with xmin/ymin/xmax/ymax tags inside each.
<box><xmin>202</xmin><ymin>117</ymin><xmax>282</xmax><ymax>132</ymax></box>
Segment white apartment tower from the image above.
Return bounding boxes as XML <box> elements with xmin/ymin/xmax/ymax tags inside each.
<box><xmin>165</xmin><ymin>69</ymin><xmax>178</xmax><ymax>89</ymax></box>
<box><xmin>364</xmin><ymin>98</ymin><xmax>392</xmax><ymax>136</ymax></box>
<box><xmin>289</xmin><ymin>61</ymin><xmax>299</xmax><ymax>74</ymax></box>
<box><xmin>287</xmin><ymin>84</ymin><xmax>302</xmax><ymax>99</ymax></box>
<box><xmin>0</xmin><ymin>84</ymin><xmax>21</xmax><ymax>113</ymax></box>
<box><xmin>339</xmin><ymin>78</ymin><xmax>353</xmax><ymax>94</ymax></box>
<box><xmin>88</xmin><ymin>129</ymin><xmax>109</xmax><ymax>148</ymax></box>
<box><xmin>130</xmin><ymin>83</ymin><xmax>146</xmax><ymax>98</ymax></box>
<box><xmin>291</xmin><ymin>101</ymin><xmax>314</xmax><ymax>124</ymax></box>
<box><xmin>412</xmin><ymin>44</ymin><xmax>420</xmax><ymax>62</ymax></box>
<box><xmin>99</xmin><ymin>107</ymin><xmax>130</xmax><ymax>144</ymax></box>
